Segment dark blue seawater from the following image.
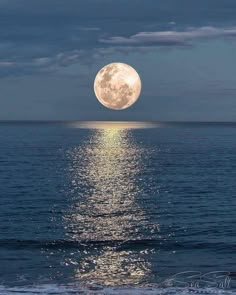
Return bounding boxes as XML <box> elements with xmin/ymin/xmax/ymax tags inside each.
<box><xmin>0</xmin><ymin>121</ymin><xmax>235</xmax><ymax>294</ymax></box>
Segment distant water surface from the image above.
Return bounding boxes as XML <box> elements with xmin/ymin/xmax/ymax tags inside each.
<box><xmin>0</xmin><ymin>121</ymin><xmax>235</xmax><ymax>294</ymax></box>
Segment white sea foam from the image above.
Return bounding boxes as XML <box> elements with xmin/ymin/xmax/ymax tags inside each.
<box><xmin>0</xmin><ymin>285</ymin><xmax>235</xmax><ymax>295</ymax></box>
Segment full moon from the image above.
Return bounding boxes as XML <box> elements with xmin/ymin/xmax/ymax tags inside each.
<box><xmin>94</xmin><ymin>62</ymin><xmax>142</xmax><ymax>110</ymax></box>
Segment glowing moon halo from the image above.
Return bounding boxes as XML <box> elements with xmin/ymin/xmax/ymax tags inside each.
<box><xmin>94</xmin><ymin>62</ymin><xmax>142</xmax><ymax>110</ymax></box>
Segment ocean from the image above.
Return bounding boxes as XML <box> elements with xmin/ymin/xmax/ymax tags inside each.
<box><xmin>0</xmin><ymin>121</ymin><xmax>235</xmax><ymax>294</ymax></box>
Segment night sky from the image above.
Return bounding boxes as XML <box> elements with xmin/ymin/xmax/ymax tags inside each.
<box><xmin>0</xmin><ymin>0</ymin><xmax>236</xmax><ymax>121</ymax></box>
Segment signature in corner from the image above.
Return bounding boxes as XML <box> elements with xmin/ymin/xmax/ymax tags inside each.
<box><xmin>159</xmin><ymin>271</ymin><xmax>236</xmax><ymax>289</ymax></box>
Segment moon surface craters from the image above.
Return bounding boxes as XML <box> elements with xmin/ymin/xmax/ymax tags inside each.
<box><xmin>94</xmin><ymin>63</ymin><xmax>142</xmax><ymax>110</ymax></box>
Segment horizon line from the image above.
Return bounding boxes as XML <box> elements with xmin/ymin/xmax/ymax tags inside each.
<box><xmin>0</xmin><ymin>120</ymin><xmax>236</xmax><ymax>123</ymax></box>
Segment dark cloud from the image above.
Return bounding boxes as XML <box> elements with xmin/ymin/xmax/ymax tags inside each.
<box><xmin>0</xmin><ymin>0</ymin><xmax>236</xmax><ymax>77</ymax></box>
<box><xmin>1</xmin><ymin>0</ymin><xmax>236</xmax><ymax>22</ymax></box>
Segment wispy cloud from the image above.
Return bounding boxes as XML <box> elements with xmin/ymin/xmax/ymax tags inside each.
<box><xmin>100</xmin><ymin>27</ymin><xmax>236</xmax><ymax>46</ymax></box>
<box><xmin>76</xmin><ymin>27</ymin><xmax>100</xmax><ymax>31</ymax></box>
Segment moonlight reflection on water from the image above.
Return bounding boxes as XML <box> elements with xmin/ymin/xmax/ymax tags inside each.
<box><xmin>63</xmin><ymin>127</ymin><xmax>157</xmax><ymax>285</ymax></box>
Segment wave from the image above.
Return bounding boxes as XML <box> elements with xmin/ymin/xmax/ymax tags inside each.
<box><xmin>0</xmin><ymin>238</ymin><xmax>234</xmax><ymax>251</ymax></box>
<box><xmin>0</xmin><ymin>284</ymin><xmax>235</xmax><ymax>295</ymax></box>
